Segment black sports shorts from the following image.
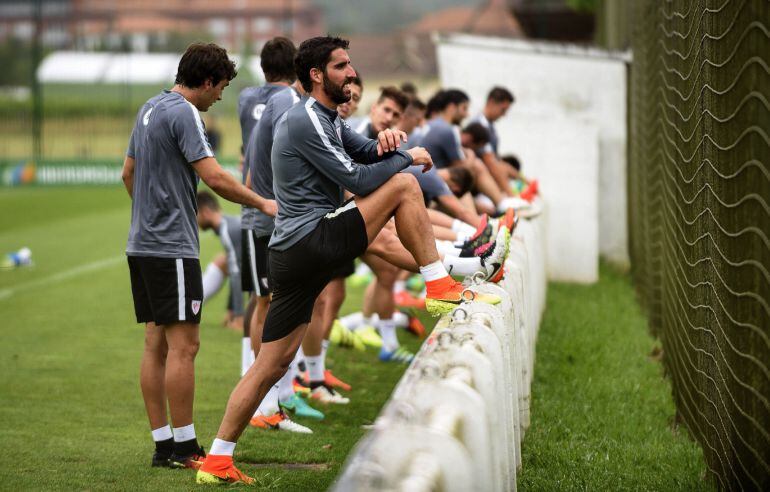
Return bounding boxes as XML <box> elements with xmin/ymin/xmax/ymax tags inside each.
<box><xmin>128</xmin><ymin>256</ymin><xmax>203</xmax><ymax>325</ymax></box>
<box><xmin>262</xmin><ymin>201</ymin><xmax>368</xmax><ymax>342</ymax></box>
<box><xmin>241</xmin><ymin>230</ymin><xmax>271</xmax><ymax>297</ymax></box>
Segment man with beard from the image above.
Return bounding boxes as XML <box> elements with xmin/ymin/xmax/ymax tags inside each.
<box><xmin>196</xmin><ymin>36</ymin><xmax>501</xmax><ymax>485</ymax></box>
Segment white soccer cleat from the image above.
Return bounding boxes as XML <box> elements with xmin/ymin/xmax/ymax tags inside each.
<box><xmin>478</xmin><ymin>226</ymin><xmax>510</xmax><ymax>283</ymax></box>
<box><xmin>277</xmin><ymin>416</ymin><xmax>313</xmax><ymax>434</ymax></box>
<box><xmin>310</xmin><ymin>384</ymin><xmax>350</xmax><ymax>405</ymax></box>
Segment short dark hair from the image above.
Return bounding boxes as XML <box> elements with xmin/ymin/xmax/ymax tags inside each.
<box><xmin>463</xmin><ymin>122</ymin><xmax>490</xmax><ymax>145</ymax></box>
<box><xmin>426</xmin><ymin>90</ymin><xmax>446</xmax><ymax>118</ymax></box>
<box><xmin>294</xmin><ymin>36</ymin><xmax>350</xmax><ymax>93</ymax></box>
<box><xmin>448</xmin><ymin>166</ymin><xmax>475</xmax><ymax>196</ymax></box>
<box><xmin>443</xmin><ymin>89</ymin><xmax>469</xmax><ymax>107</ymax></box>
<box><xmin>400</xmin><ymin>81</ymin><xmax>417</xmax><ymax>96</ymax></box>
<box><xmin>175</xmin><ymin>43</ymin><xmax>237</xmax><ymax>88</ymax></box>
<box><xmin>501</xmin><ymin>154</ymin><xmax>521</xmax><ymax>171</ymax></box>
<box><xmin>350</xmin><ymin>74</ymin><xmax>363</xmax><ymax>90</ymax></box>
<box><xmin>196</xmin><ymin>190</ymin><xmax>220</xmax><ymax>211</ymax></box>
<box><xmin>407</xmin><ymin>97</ymin><xmax>426</xmax><ymax>112</ymax></box>
<box><xmin>260</xmin><ymin>37</ymin><xmax>297</xmax><ymax>82</ymax></box>
<box><xmin>487</xmin><ymin>86</ymin><xmax>514</xmax><ymax>104</ymax></box>
<box><xmin>378</xmin><ymin>86</ymin><xmax>410</xmax><ymax>112</ymax></box>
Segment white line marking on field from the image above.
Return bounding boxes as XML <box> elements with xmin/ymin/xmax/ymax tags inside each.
<box><xmin>0</xmin><ymin>256</ymin><xmax>124</xmax><ymax>302</ymax></box>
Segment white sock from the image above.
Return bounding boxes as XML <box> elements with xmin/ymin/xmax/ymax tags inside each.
<box><xmin>241</xmin><ymin>337</ymin><xmax>254</xmax><ymax>377</ymax></box>
<box><xmin>436</xmin><ymin>240</ymin><xmax>462</xmax><ymax>257</ymax></box>
<box><xmin>340</xmin><ymin>312</ymin><xmax>365</xmax><ymax>331</ymax></box>
<box><xmin>393</xmin><ymin>310</ymin><xmax>409</xmax><ymax>328</ymax></box>
<box><xmin>173</xmin><ymin>423</ymin><xmax>196</xmax><ymax>442</ymax></box>
<box><xmin>210</xmin><ymin>438</ymin><xmax>236</xmax><ymax>456</ymax></box>
<box><xmin>442</xmin><ymin>255</ymin><xmax>484</xmax><ymax>276</ymax></box>
<box><xmin>451</xmin><ymin>219</ymin><xmax>476</xmax><ymax>237</ymax></box>
<box><xmin>202</xmin><ymin>262</ymin><xmax>225</xmax><ymax>302</ymax></box>
<box><xmin>306</xmin><ymin>355</ymin><xmax>325</xmax><ymax>382</ymax></box>
<box><xmin>322</xmin><ymin>339</ymin><xmax>330</xmax><ymax>360</ymax></box>
<box><xmin>377</xmin><ymin>317</ymin><xmax>399</xmax><ymax>352</ymax></box>
<box><xmin>296</xmin><ymin>345</ymin><xmax>305</xmax><ymax>365</ymax></box>
<box><xmin>419</xmin><ymin>260</ymin><xmax>449</xmax><ymax>282</ymax></box>
<box><xmin>256</xmin><ymin>385</ymin><xmax>279</xmax><ymax>416</ymax></box>
<box><xmin>393</xmin><ymin>280</ymin><xmax>407</xmax><ymax>294</ymax></box>
<box><xmin>277</xmin><ymin>368</ymin><xmax>295</xmax><ymax>403</ymax></box>
<box><xmin>151</xmin><ymin>425</ymin><xmax>173</xmax><ymax>442</ymax></box>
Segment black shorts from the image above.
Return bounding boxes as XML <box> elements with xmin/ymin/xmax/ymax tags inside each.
<box><xmin>241</xmin><ymin>230</ymin><xmax>271</xmax><ymax>297</ymax></box>
<box><xmin>329</xmin><ymin>259</ymin><xmax>356</xmax><ymax>279</ymax></box>
<box><xmin>262</xmin><ymin>201</ymin><xmax>368</xmax><ymax>342</ymax></box>
<box><xmin>128</xmin><ymin>256</ymin><xmax>203</xmax><ymax>325</ymax></box>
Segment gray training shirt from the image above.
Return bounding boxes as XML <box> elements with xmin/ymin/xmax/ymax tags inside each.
<box><xmin>269</xmin><ymin>96</ymin><xmax>414</xmax><ymax>251</ymax></box>
<box><xmin>471</xmin><ymin>113</ymin><xmax>499</xmax><ymax>157</ymax></box>
<box><xmin>238</xmin><ymin>84</ymin><xmax>287</xmax><ymax>229</ymax></box>
<box><xmin>419</xmin><ymin>117</ymin><xmax>465</xmax><ymax>169</ymax></box>
<box><xmin>216</xmin><ymin>214</ymin><xmax>244</xmax><ymax>316</ymax></box>
<box><xmin>245</xmin><ymin>85</ymin><xmax>301</xmax><ymax>237</ymax></box>
<box><xmin>126</xmin><ymin>90</ymin><xmax>213</xmax><ymax>258</ymax></box>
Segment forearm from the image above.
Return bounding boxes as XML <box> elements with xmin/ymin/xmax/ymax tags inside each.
<box><xmin>482</xmin><ymin>153</ymin><xmax>511</xmax><ymax>195</ymax></box>
<box><xmin>342</xmin><ymin>151</ymin><xmax>413</xmax><ymax>196</ymax></box>
<box><xmin>121</xmin><ymin>156</ymin><xmax>134</xmax><ymax>199</ymax></box>
<box><xmin>439</xmin><ymin>194</ymin><xmax>481</xmax><ymax>228</ymax></box>
<box><xmin>209</xmin><ymin>168</ymin><xmax>268</xmax><ymax>212</ymax></box>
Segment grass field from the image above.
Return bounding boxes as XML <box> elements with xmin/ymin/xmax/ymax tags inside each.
<box><xmin>0</xmin><ymin>187</ymin><xmax>710</xmax><ymax>490</ymax></box>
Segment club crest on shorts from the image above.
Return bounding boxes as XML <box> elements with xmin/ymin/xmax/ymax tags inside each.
<box><xmin>191</xmin><ymin>300</ymin><xmax>201</xmax><ymax>315</ymax></box>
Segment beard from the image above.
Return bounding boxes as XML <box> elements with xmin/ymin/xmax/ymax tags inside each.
<box><xmin>323</xmin><ymin>74</ymin><xmax>352</xmax><ymax>105</ymax></box>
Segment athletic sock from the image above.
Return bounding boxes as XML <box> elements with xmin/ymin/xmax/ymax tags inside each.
<box><xmin>172</xmin><ymin>424</ymin><xmax>199</xmax><ymax>455</ymax></box>
<box><xmin>451</xmin><ymin>219</ymin><xmax>475</xmax><ymax>236</ymax></box>
<box><xmin>241</xmin><ymin>337</ymin><xmax>254</xmax><ymax>377</ymax></box>
<box><xmin>306</xmin><ymin>355</ymin><xmax>324</xmax><ymax>384</ymax></box>
<box><xmin>377</xmin><ymin>318</ymin><xmax>399</xmax><ymax>352</ymax></box>
<box><xmin>277</xmin><ymin>368</ymin><xmax>296</xmax><ymax>403</ymax></box>
<box><xmin>209</xmin><ymin>438</ymin><xmax>236</xmax><ymax>457</ymax></box>
<box><xmin>321</xmin><ymin>339</ymin><xmax>330</xmax><ymax>362</ymax></box>
<box><xmin>419</xmin><ymin>260</ymin><xmax>450</xmax><ymax>282</ymax></box>
<box><xmin>202</xmin><ymin>262</ymin><xmax>225</xmax><ymax>302</ymax></box>
<box><xmin>393</xmin><ymin>310</ymin><xmax>409</xmax><ymax>328</ymax></box>
<box><xmin>339</xmin><ymin>311</ymin><xmax>365</xmax><ymax>331</ymax></box>
<box><xmin>256</xmin><ymin>385</ymin><xmax>280</xmax><ymax>416</ymax></box>
<box><xmin>442</xmin><ymin>255</ymin><xmax>483</xmax><ymax>276</ymax></box>
<box><xmin>436</xmin><ymin>240</ymin><xmax>463</xmax><ymax>257</ymax></box>
<box><xmin>151</xmin><ymin>425</ymin><xmax>174</xmax><ymax>454</ymax></box>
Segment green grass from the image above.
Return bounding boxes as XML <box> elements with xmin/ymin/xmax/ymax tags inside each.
<box><xmin>0</xmin><ymin>187</ymin><xmax>710</xmax><ymax>490</ymax></box>
<box><xmin>0</xmin><ymin>186</ymin><xmax>426</xmax><ymax>491</ymax></box>
<box><xmin>518</xmin><ymin>263</ymin><xmax>712</xmax><ymax>491</ymax></box>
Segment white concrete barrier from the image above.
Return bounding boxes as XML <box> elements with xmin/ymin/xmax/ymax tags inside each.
<box><xmin>333</xmin><ymin>206</ymin><xmax>547</xmax><ymax>492</ymax></box>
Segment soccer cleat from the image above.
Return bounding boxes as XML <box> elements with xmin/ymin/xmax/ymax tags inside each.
<box><xmin>406</xmin><ymin>316</ymin><xmax>426</xmax><ymax>338</ymax></box>
<box><xmin>461</xmin><ymin>221</ymin><xmax>495</xmax><ymax>250</ymax></box>
<box><xmin>324</xmin><ymin>369</ymin><xmax>352</xmax><ymax>391</ymax></box>
<box><xmin>394</xmin><ymin>290</ymin><xmax>426</xmax><ymax>310</ymax></box>
<box><xmin>329</xmin><ymin>320</ymin><xmax>366</xmax><ymax>351</ymax></box>
<box><xmin>478</xmin><ymin>226</ymin><xmax>511</xmax><ymax>283</ymax></box>
<box><xmin>424</xmin><ymin>276</ymin><xmax>501</xmax><ymax>317</ymax></box>
<box><xmin>499</xmin><ymin>208</ymin><xmax>517</xmax><ymax>232</ymax></box>
<box><xmin>169</xmin><ymin>446</ymin><xmax>206</xmax><ymax>470</ymax></box>
<box><xmin>280</xmin><ymin>393</ymin><xmax>325</xmax><ymax>420</ymax></box>
<box><xmin>520</xmin><ymin>179</ymin><xmax>538</xmax><ymax>202</ymax></box>
<box><xmin>379</xmin><ymin>346</ymin><xmax>415</xmax><ymax>364</ymax></box>
<box><xmin>196</xmin><ymin>455</ymin><xmax>255</xmax><ymax>485</ymax></box>
<box><xmin>356</xmin><ymin>325</ymin><xmax>383</xmax><ymax>348</ymax></box>
<box><xmin>293</xmin><ymin>376</ymin><xmax>311</xmax><ymax>396</ymax></box>
<box><xmin>250</xmin><ymin>411</ymin><xmax>313</xmax><ymax>433</ymax></box>
<box><xmin>310</xmin><ymin>384</ymin><xmax>350</xmax><ymax>404</ymax></box>
<box><xmin>151</xmin><ymin>450</ymin><xmax>171</xmax><ymax>468</ymax></box>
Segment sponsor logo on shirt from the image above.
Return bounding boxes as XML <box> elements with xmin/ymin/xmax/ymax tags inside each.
<box><xmin>252</xmin><ymin>104</ymin><xmax>266</xmax><ymax>121</ymax></box>
<box><xmin>143</xmin><ymin>107</ymin><xmax>154</xmax><ymax>126</ymax></box>
<box><xmin>191</xmin><ymin>300</ymin><xmax>201</xmax><ymax>315</ymax></box>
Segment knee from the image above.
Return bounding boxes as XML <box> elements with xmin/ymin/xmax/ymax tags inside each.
<box><xmin>392</xmin><ymin>172</ymin><xmax>420</xmax><ymax>196</ymax></box>
<box><xmin>169</xmin><ymin>338</ymin><xmax>199</xmax><ymax>361</ymax></box>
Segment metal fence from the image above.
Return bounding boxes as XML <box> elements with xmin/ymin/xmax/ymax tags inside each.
<box><xmin>628</xmin><ymin>0</ymin><xmax>769</xmax><ymax>489</ymax></box>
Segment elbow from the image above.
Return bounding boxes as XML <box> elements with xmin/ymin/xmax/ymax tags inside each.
<box><xmin>205</xmin><ymin>171</ymin><xmax>228</xmax><ymax>194</ymax></box>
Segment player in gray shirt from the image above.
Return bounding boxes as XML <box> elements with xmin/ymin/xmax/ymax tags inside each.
<box><xmin>470</xmin><ymin>86</ymin><xmax>516</xmax><ymax>191</ymax></box>
<box><xmin>198</xmin><ymin>37</ymin><xmax>502</xmax><ymax>485</ymax></box>
<box><xmin>122</xmin><ymin>43</ymin><xmax>277</xmax><ymax>471</ymax></box>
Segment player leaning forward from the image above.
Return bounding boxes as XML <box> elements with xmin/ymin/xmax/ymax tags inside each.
<box><xmin>196</xmin><ymin>36</ymin><xmax>502</xmax><ymax>485</ymax></box>
<box><xmin>121</xmin><ymin>43</ymin><xmax>277</xmax><ymax>469</ymax></box>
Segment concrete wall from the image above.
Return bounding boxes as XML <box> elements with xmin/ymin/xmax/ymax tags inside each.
<box><xmin>436</xmin><ymin>34</ymin><xmax>630</xmax><ymax>282</ymax></box>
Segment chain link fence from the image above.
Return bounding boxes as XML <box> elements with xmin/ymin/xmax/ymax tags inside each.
<box><xmin>628</xmin><ymin>0</ymin><xmax>769</xmax><ymax>489</ymax></box>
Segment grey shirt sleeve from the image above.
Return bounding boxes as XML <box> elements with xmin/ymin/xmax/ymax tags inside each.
<box><xmin>439</xmin><ymin>125</ymin><xmax>465</xmax><ymax>164</ymax></box>
<box><xmin>340</xmin><ymin>120</ymin><xmax>380</xmax><ymax>163</ymax></box>
<box><xmin>294</xmin><ymin>111</ymin><xmax>413</xmax><ymax>196</ymax></box>
<box><xmin>170</xmin><ymin>104</ymin><xmax>215</xmax><ymax>163</ymax></box>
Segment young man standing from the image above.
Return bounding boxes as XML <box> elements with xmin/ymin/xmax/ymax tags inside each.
<box><xmin>197</xmin><ymin>36</ymin><xmax>501</xmax><ymax>485</ymax></box>
<box><xmin>122</xmin><ymin>42</ymin><xmax>277</xmax><ymax>470</ymax></box>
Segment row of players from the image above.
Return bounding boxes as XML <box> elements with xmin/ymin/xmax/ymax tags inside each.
<box><xmin>123</xmin><ymin>36</ymin><xmax>535</xmax><ymax>485</ymax></box>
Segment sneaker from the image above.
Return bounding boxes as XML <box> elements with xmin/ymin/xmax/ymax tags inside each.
<box><xmin>394</xmin><ymin>290</ymin><xmax>426</xmax><ymax>310</ymax></box>
<box><xmin>357</xmin><ymin>325</ymin><xmax>383</xmax><ymax>348</ymax></box>
<box><xmin>324</xmin><ymin>369</ymin><xmax>351</xmax><ymax>391</ymax></box>
<box><xmin>329</xmin><ymin>320</ymin><xmax>366</xmax><ymax>351</ymax></box>
<box><xmin>424</xmin><ymin>277</ymin><xmax>501</xmax><ymax>316</ymax></box>
<box><xmin>250</xmin><ymin>411</ymin><xmax>313</xmax><ymax>433</ymax></box>
<box><xmin>169</xmin><ymin>446</ymin><xmax>206</xmax><ymax>470</ymax></box>
<box><xmin>310</xmin><ymin>384</ymin><xmax>350</xmax><ymax>404</ymax></box>
<box><xmin>520</xmin><ymin>179</ymin><xmax>538</xmax><ymax>202</ymax></box>
<box><xmin>499</xmin><ymin>208</ymin><xmax>517</xmax><ymax>232</ymax></box>
<box><xmin>293</xmin><ymin>379</ymin><xmax>311</xmax><ymax>396</ymax></box>
<box><xmin>196</xmin><ymin>455</ymin><xmax>255</xmax><ymax>485</ymax></box>
<box><xmin>478</xmin><ymin>226</ymin><xmax>511</xmax><ymax>283</ymax></box>
<box><xmin>280</xmin><ymin>393</ymin><xmax>325</xmax><ymax>420</ymax></box>
<box><xmin>462</xmin><ymin>222</ymin><xmax>495</xmax><ymax>250</ymax></box>
<box><xmin>406</xmin><ymin>316</ymin><xmax>426</xmax><ymax>338</ymax></box>
<box><xmin>151</xmin><ymin>450</ymin><xmax>171</xmax><ymax>468</ymax></box>
<box><xmin>379</xmin><ymin>346</ymin><xmax>415</xmax><ymax>364</ymax></box>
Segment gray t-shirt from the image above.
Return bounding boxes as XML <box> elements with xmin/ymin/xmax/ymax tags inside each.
<box><xmin>471</xmin><ymin>113</ymin><xmax>499</xmax><ymax>157</ymax></box>
<box><xmin>269</xmin><ymin>96</ymin><xmax>413</xmax><ymax>251</ymax></box>
<box><xmin>245</xmin><ymin>86</ymin><xmax>301</xmax><ymax>237</ymax></box>
<box><xmin>420</xmin><ymin>117</ymin><xmax>465</xmax><ymax>169</ymax></box>
<box><xmin>216</xmin><ymin>214</ymin><xmax>243</xmax><ymax>315</ymax></box>
<box><xmin>126</xmin><ymin>90</ymin><xmax>213</xmax><ymax>258</ymax></box>
<box><xmin>238</xmin><ymin>84</ymin><xmax>286</xmax><ymax>228</ymax></box>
